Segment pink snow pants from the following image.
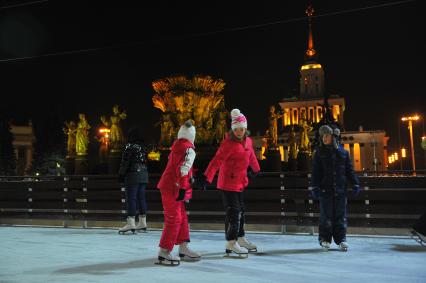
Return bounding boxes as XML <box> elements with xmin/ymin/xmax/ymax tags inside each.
<box><xmin>158</xmin><ymin>188</ymin><xmax>190</xmax><ymax>251</ymax></box>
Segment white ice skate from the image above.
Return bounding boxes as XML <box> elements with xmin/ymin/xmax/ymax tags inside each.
<box><xmin>237</xmin><ymin>236</ymin><xmax>257</xmax><ymax>253</ymax></box>
<box><xmin>135</xmin><ymin>215</ymin><xmax>147</xmax><ymax>233</ymax></box>
<box><xmin>320</xmin><ymin>241</ymin><xmax>331</xmax><ymax>250</ymax></box>
<box><xmin>156</xmin><ymin>248</ymin><xmax>180</xmax><ymax>266</ymax></box>
<box><xmin>118</xmin><ymin>216</ymin><xmax>136</xmax><ymax>235</ymax></box>
<box><xmin>410</xmin><ymin>230</ymin><xmax>426</xmax><ymax>247</ymax></box>
<box><xmin>224</xmin><ymin>240</ymin><xmax>248</xmax><ymax>258</ymax></box>
<box><xmin>339</xmin><ymin>241</ymin><xmax>349</xmax><ymax>252</ymax></box>
<box><xmin>178</xmin><ymin>242</ymin><xmax>201</xmax><ymax>261</ymax></box>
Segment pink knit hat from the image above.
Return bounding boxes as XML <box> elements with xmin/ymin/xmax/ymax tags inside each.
<box><xmin>230</xmin><ymin>109</ymin><xmax>247</xmax><ymax>130</ymax></box>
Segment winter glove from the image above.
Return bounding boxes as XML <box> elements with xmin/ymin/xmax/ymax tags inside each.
<box><xmin>247</xmin><ymin>169</ymin><xmax>259</xmax><ymax>180</ymax></box>
<box><xmin>197</xmin><ymin>174</ymin><xmax>209</xmax><ymax>191</ymax></box>
<box><xmin>352</xmin><ymin>185</ymin><xmax>360</xmax><ymax>197</ymax></box>
<box><xmin>310</xmin><ymin>187</ymin><xmax>320</xmax><ymax>200</ymax></box>
<box><xmin>176</xmin><ymin>188</ymin><xmax>186</xmax><ymax>201</ymax></box>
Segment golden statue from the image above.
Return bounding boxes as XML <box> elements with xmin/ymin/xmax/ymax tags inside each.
<box><xmin>157</xmin><ymin>112</ymin><xmax>175</xmax><ymax>146</ymax></box>
<box><xmin>215</xmin><ymin>100</ymin><xmax>228</xmax><ymax>143</ymax></box>
<box><xmin>268</xmin><ymin>105</ymin><xmax>283</xmax><ymax>148</ymax></box>
<box><xmin>76</xmin><ymin>113</ymin><xmax>91</xmax><ymax>156</ymax></box>
<box><xmin>299</xmin><ymin>113</ymin><xmax>313</xmax><ymax>152</ymax></box>
<box><xmin>152</xmin><ymin>75</ymin><xmax>226</xmax><ymax>146</ymax></box>
<box><xmin>288</xmin><ymin>127</ymin><xmax>298</xmax><ymax>160</ymax></box>
<box><xmin>63</xmin><ymin>121</ymin><xmax>77</xmax><ymax>157</ymax></box>
<box><xmin>101</xmin><ymin>105</ymin><xmax>127</xmax><ymax>151</ymax></box>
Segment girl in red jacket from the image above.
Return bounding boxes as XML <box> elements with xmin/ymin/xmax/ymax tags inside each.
<box><xmin>203</xmin><ymin>109</ymin><xmax>260</xmax><ymax>257</ymax></box>
<box><xmin>157</xmin><ymin>120</ymin><xmax>201</xmax><ymax>265</ymax></box>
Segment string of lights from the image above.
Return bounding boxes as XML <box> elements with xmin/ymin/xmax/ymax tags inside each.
<box><xmin>0</xmin><ymin>0</ymin><xmax>417</xmax><ymax>63</ymax></box>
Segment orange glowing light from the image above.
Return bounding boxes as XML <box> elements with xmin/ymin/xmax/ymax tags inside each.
<box><xmin>401</xmin><ymin>115</ymin><xmax>420</xmax><ymax>121</ymax></box>
<box><xmin>401</xmin><ymin>148</ymin><xmax>406</xmax><ymax>158</ymax></box>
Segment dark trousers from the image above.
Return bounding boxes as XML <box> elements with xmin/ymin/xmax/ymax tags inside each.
<box><xmin>125</xmin><ymin>183</ymin><xmax>147</xmax><ymax>216</ymax></box>
<box><xmin>222</xmin><ymin>191</ymin><xmax>245</xmax><ymax>241</ymax></box>
<box><xmin>318</xmin><ymin>193</ymin><xmax>347</xmax><ymax>244</ymax></box>
<box><xmin>413</xmin><ymin>212</ymin><xmax>426</xmax><ymax>236</ymax></box>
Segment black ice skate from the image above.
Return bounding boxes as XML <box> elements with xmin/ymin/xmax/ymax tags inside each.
<box><xmin>410</xmin><ymin>230</ymin><xmax>426</xmax><ymax>247</ymax></box>
<box><xmin>224</xmin><ymin>240</ymin><xmax>248</xmax><ymax>258</ymax></box>
<box><xmin>156</xmin><ymin>248</ymin><xmax>181</xmax><ymax>266</ymax></box>
<box><xmin>118</xmin><ymin>216</ymin><xmax>136</xmax><ymax>235</ymax></box>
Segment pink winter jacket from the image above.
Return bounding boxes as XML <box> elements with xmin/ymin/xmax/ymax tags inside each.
<box><xmin>204</xmin><ymin>135</ymin><xmax>260</xmax><ymax>192</ymax></box>
<box><xmin>157</xmin><ymin>139</ymin><xmax>195</xmax><ymax>201</ymax></box>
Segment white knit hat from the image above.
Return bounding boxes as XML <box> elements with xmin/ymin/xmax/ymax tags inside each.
<box><xmin>230</xmin><ymin>109</ymin><xmax>247</xmax><ymax>130</ymax></box>
<box><xmin>178</xmin><ymin>120</ymin><xmax>196</xmax><ymax>144</ymax></box>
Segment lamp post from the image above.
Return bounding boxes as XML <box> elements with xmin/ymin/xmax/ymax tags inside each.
<box><xmin>401</xmin><ymin>115</ymin><xmax>420</xmax><ymax>175</ymax></box>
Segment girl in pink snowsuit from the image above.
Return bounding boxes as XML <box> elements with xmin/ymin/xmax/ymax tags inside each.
<box><xmin>157</xmin><ymin>120</ymin><xmax>201</xmax><ymax>265</ymax></box>
<box><xmin>203</xmin><ymin>109</ymin><xmax>260</xmax><ymax>257</ymax></box>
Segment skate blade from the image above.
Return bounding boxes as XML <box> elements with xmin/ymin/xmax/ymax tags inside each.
<box><xmin>247</xmin><ymin>248</ymin><xmax>258</xmax><ymax>253</ymax></box>
<box><xmin>155</xmin><ymin>257</ymin><xmax>180</xmax><ymax>266</ymax></box>
<box><xmin>179</xmin><ymin>254</ymin><xmax>201</xmax><ymax>262</ymax></box>
<box><xmin>224</xmin><ymin>250</ymin><xmax>248</xmax><ymax>258</ymax></box>
<box><xmin>339</xmin><ymin>247</ymin><xmax>348</xmax><ymax>252</ymax></box>
<box><xmin>118</xmin><ymin>229</ymin><xmax>136</xmax><ymax>235</ymax></box>
<box><xmin>410</xmin><ymin>233</ymin><xmax>426</xmax><ymax>246</ymax></box>
<box><xmin>136</xmin><ymin>228</ymin><xmax>147</xmax><ymax>233</ymax></box>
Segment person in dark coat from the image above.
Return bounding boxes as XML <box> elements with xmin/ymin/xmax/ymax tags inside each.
<box><xmin>118</xmin><ymin>126</ymin><xmax>149</xmax><ymax>234</ymax></box>
<box><xmin>311</xmin><ymin>125</ymin><xmax>360</xmax><ymax>251</ymax></box>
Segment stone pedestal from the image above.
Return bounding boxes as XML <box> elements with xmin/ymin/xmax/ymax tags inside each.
<box><xmin>75</xmin><ymin>155</ymin><xmax>89</xmax><ymax>175</ymax></box>
<box><xmin>193</xmin><ymin>145</ymin><xmax>218</xmax><ymax>175</ymax></box>
<box><xmin>287</xmin><ymin>156</ymin><xmax>298</xmax><ymax>171</ymax></box>
<box><xmin>264</xmin><ymin>148</ymin><xmax>282</xmax><ymax>172</ymax></box>
<box><xmin>297</xmin><ymin>151</ymin><xmax>312</xmax><ymax>172</ymax></box>
<box><xmin>108</xmin><ymin>150</ymin><xmax>122</xmax><ymax>175</ymax></box>
<box><xmin>65</xmin><ymin>156</ymin><xmax>75</xmax><ymax>175</ymax></box>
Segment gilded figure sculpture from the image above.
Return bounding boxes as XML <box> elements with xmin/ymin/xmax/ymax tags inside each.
<box><xmin>76</xmin><ymin>113</ymin><xmax>91</xmax><ymax>156</ymax></box>
<box><xmin>268</xmin><ymin>106</ymin><xmax>283</xmax><ymax>148</ymax></box>
<box><xmin>299</xmin><ymin>113</ymin><xmax>313</xmax><ymax>152</ymax></box>
<box><xmin>63</xmin><ymin>121</ymin><xmax>77</xmax><ymax>157</ymax></box>
<box><xmin>101</xmin><ymin>105</ymin><xmax>127</xmax><ymax>151</ymax></box>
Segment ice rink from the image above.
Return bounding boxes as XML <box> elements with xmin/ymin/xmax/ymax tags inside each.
<box><xmin>0</xmin><ymin>226</ymin><xmax>425</xmax><ymax>283</ymax></box>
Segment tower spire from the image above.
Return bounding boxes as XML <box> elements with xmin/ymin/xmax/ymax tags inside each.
<box><xmin>305</xmin><ymin>4</ymin><xmax>316</xmax><ymax>60</ymax></box>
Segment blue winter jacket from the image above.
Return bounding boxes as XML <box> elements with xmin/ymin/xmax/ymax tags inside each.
<box><xmin>311</xmin><ymin>145</ymin><xmax>359</xmax><ymax>194</ymax></box>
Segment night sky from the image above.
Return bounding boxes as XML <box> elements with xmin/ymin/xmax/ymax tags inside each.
<box><xmin>1</xmin><ymin>0</ymin><xmax>425</xmax><ymax>167</ymax></box>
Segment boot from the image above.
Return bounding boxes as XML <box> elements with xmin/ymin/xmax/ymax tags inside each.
<box><xmin>320</xmin><ymin>240</ymin><xmax>331</xmax><ymax>250</ymax></box>
<box><xmin>237</xmin><ymin>236</ymin><xmax>257</xmax><ymax>253</ymax></box>
<box><xmin>338</xmin><ymin>241</ymin><xmax>349</xmax><ymax>251</ymax></box>
<box><xmin>118</xmin><ymin>216</ymin><xmax>136</xmax><ymax>235</ymax></box>
<box><xmin>157</xmin><ymin>248</ymin><xmax>180</xmax><ymax>266</ymax></box>
<box><xmin>135</xmin><ymin>215</ymin><xmax>147</xmax><ymax>232</ymax></box>
<box><xmin>225</xmin><ymin>240</ymin><xmax>248</xmax><ymax>258</ymax></box>
<box><xmin>178</xmin><ymin>242</ymin><xmax>201</xmax><ymax>261</ymax></box>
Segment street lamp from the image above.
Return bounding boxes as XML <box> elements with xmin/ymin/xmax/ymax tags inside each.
<box><xmin>401</xmin><ymin>115</ymin><xmax>420</xmax><ymax>175</ymax></box>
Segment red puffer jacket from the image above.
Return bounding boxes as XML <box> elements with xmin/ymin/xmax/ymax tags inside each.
<box><xmin>157</xmin><ymin>139</ymin><xmax>195</xmax><ymax>201</ymax></box>
<box><xmin>204</xmin><ymin>135</ymin><xmax>260</xmax><ymax>192</ymax></box>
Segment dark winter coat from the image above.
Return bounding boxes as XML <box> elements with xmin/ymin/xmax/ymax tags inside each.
<box><xmin>311</xmin><ymin>145</ymin><xmax>359</xmax><ymax>194</ymax></box>
<box><xmin>118</xmin><ymin>143</ymin><xmax>149</xmax><ymax>185</ymax></box>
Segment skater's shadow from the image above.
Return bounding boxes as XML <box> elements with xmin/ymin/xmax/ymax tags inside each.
<box><xmin>201</xmin><ymin>248</ymin><xmax>324</xmax><ymax>259</ymax></box>
<box><xmin>255</xmin><ymin>248</ymin><xmax>326</xmax><ymax>256</ymax></box>
<box><xmin>391</xmin><ymin>244</ymin><xmax>426</xmax><ymax>253</ymax></box>
<box><xmin>54</xmin><ymin>258</ymin><xmax>159</xmax><ymax>275</ymax></box>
